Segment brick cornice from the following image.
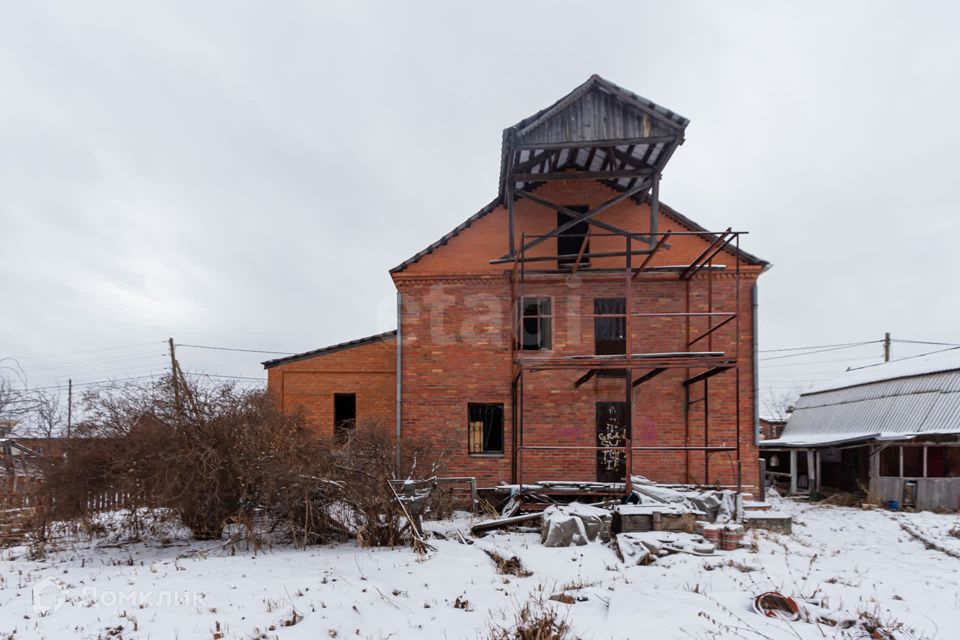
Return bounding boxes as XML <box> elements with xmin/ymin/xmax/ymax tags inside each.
<box><xmin>393</xmin><ymin>273</ymin><xmax>511</xmax><ymax>286</ymax></box>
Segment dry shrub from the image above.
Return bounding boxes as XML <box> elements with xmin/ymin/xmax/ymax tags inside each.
<box><xmin>33</xmin><ymin>376</ymin><xmax>443</xmax><ymax>547</ymax></box>
<box><xmin>265</xmin><ymin>421</ymin><xmax>439</xmax><ymax>548</ymax></box>
<box><xmin>489</xmin><ymin>595</ymin><xmax>572</xmax><ymax>640</ymax></box>
<box><xmin>484</xmin><ymin>549</ymin><xmax>533</xmax><ymax>577</ymax></box>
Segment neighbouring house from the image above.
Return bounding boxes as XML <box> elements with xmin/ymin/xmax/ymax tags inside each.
<box><xmin>760</xmin><ymin>349</ymin><xmax>960</xmax><ymax>510</ymax></box>
<box><xmin>0</xmin><ymin>422</ymin><xmax>44</xmax><ymax>508</ymax></box>
<box><xmin>265</xmin><ymin>75</ymin><xmax>770</xmax><ymax>491</ymax></box>
<box><xmin>759</xmin><ymin>417</ymin><xmax>787</xmax><ymax>440</ymax></box>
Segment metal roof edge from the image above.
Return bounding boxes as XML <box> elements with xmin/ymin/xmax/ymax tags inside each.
<box><xmin>801</xmin><ymin>362</ymin><xmax>960</xmax><ymax>398</ymax></box>
<box><xmin>262</xmin><ymin>330</ymin><xmax>398</xmax><ymax>369</ymax></box>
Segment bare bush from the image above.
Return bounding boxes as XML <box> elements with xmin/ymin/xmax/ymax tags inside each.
<box><xmin>34</xmin><ymin>376</ymin><xmax>443</xmax><ymax>548</ymax></box>
<box><xmin>489</xmin><ymin>595</ymin><xmax>573</xmax><ymax>640</ymax></box>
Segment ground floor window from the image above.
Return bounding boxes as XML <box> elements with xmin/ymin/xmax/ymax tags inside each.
<box><xmin>878</xmin><ymin>444</ymin><xmax>960</xmax><ymax>478</ymax></box>
<box><xmin>468</xmin><ymin>403</ymin><xmax>504</xmax><ymax>454</ymax></box>
<box><xmin>879</xmin><ymin>446</ymin><xmax>900</xmax><ymax>477</ymax></box>
<box><xmin>334</xmin><ymin>393</ymin><xmax>356</xmax><ymax>443</ymax></box>
<box><xmin>902</xmin><ymin>446</ymin><xmax>923</xmax><ymax>478</ymax></box>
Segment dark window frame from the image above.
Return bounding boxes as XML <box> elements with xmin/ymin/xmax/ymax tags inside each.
<box><xmin>518</xmin><ymin>296</ymin><xmax>553</xmax><ymax>351</ymax></box>
<box><xmin>879</xmin><ymin>445</ymin><xmax>901</xmax><ymax>477</ymax></box>
<box><xmin>557</xmin><ymin>206</ymin><xmax>590</xmax><ymax>269</ymax></box>
<box><xmin>468</xmin><ymin>403</ymin><xmax>504</xmax><ymax>455</ymax></box>
<box><xmin>902</xmin><ymin>446</ymin><xmax>924</xmax><ymax>478</ymax></box>
<box><xmin>333</xmin><ymin>393</ymin><xmax>357</xmax><ymax>444</ymax></box>
<box><xmin>594</xmin><ymin>297</ymin><xmax>627</xmax><ymax>355</ymax></box>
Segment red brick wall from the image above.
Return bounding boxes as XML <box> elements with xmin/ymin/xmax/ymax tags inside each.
<box><xmin>394</xmin><ymin>181</ymin><xmax>763</xmax><ymax>489</ymax></box>
<box><xmin>266</xmin><ymin>337</ymin><xmax>396</xmax><ymax>439</ymax></box>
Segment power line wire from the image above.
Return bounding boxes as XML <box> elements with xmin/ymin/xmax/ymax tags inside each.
<box><xmin>183</xmin><ymin>372</ymin><xmax>267</xmax><ymax>382</ymax></box>
<box><xmin>758</xmin><ymin>340</ymin><xmax>880</xmax><ymax>353</ymax></box>
<box><xmin>20</xmin><ymin>350</ymin><xmax>166</xmax><ymax>372</ymax></box>
<box><xmin>761</xmin><ymin>355</ymin><xmax>882</xmax><ymax>369</ymax></box>
<box><xmin>176</xmin><ymin>344</ymin><xmax>294</xmax><ymax>356</ymax></box>
<box><xmin>759</xmin><ymin>341</ymin><xmax>882</xmax><ymax>362</ymax></box>
<box><xmin>11</xmin><ymin>341</ymin><xmax>166</xmax><ymax>360</ymax></box>
<box><xmin>891</xmin><ymin>339</ymin><xmax>960</xmax><ymax>347</ymax></box>
<box><xmin>845</xmin><ymin>345</ymin><xmax>960</xmax><ymax>372</ymax></box>
<box><xmin>23</xmin><ymin>373</ymin><xmax>166</xmax><ymax>392</ymax></box>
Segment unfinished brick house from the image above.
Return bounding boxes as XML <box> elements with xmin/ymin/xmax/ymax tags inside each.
<box><xmin>265</xmin><ymin>76</ymin><xmax>769</xmax><ymax>492</ymax></box>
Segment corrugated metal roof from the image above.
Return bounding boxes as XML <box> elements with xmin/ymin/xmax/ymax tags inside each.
<box><xmin>780</xmin><ymin>364</ymin><xmax>960</xmax><ymax>442</ymax></box>
<box><xmin>807</xmin><ymin>346</ymin><xmax>960</xmax><ymax>394</ymax></box>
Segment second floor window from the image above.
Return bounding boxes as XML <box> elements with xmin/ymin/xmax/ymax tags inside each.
<box><xmin>557</xmin><ymin>206</ymin><xmax>590</xmax><ymax>269</ymax></box>
<box><xmin>519</xmin><ymin>296</ymin><xmax>552</xmax><ymax>350</ymax></box>
<box><xmin>595</xmin><ymin>298</ymin><xmax>626</xmax><ymax>355</ymax></box>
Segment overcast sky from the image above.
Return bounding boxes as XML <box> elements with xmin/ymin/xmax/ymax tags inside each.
<box><xmin>2</xmin><ymin>1</ymin><xmax>959</xmax><ymax>401</ymax></box>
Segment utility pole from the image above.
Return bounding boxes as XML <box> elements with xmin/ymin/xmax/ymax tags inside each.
<box><xmin>168</xmin><ymin>337</ymin><xmax>181</xmax><ymax>414</ymax></box>
<box><xmin>66</xmin><ymin>378</ymin><xmax>72</xmax><ymax>439</ymax></box>
<box><xmin>883</xmin><ymin>332</ymin><xmax>891</xmax><ymax>362</ymax></box>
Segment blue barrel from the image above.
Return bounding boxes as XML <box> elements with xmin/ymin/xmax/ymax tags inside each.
<box><xmin>887</xmin><ymin>500</ymin><xmax>899</xmax><ymax>510</ymax></box>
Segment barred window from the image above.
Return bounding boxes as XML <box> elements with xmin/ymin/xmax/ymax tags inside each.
<box><xmin>468</xmin><ymin>403</ymin><xmax>504</xmax><ymax>454</ymax></box>
<box><xmin>519</xmin><ymin>296</ymin><xmax>552</xmax><ymax>351</ymax></box>
<box><xmin>594</xmin><ymin>298</ymin><xmax>626</xmax><ymax>355</ymax></box>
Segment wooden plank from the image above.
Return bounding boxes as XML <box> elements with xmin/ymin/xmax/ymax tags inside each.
<box><xmin>469</xmin><ymin>512</ymin><xmax>542</xmax><ymax>535</ymax></box>
<box><xmin>512</xmin><ymin>168</ymin><xmax>653</xmax><ymax>182</ymax></box>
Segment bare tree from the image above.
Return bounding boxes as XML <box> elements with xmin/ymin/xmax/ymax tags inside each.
<box><xmin>0</xmin><ymin>358</ymin><xmax>36</xmax><ymax>430</ymax></box>
<box><xmin>23</xmin><ymin>390</ymin><xmax>65</xmax><ymax>438</ymax></box>
<box><xmin>760</xmin><ymin>388</ymin><xmax>798</xmax><ymax>423</ymax></box>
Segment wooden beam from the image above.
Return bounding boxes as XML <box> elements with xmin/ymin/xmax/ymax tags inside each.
<box><xmin>570</xmin><ymin>229</ymin><xmax>591</xmax><ymax>274</ymax></box>
<box><xmin>512</xmin><ymin>168</ymin><xmax>653</xmax><ymax>182</ymax></box>
<box><xmin>617</xmin><ymin>144</ymin><xmax>636</xmax><ymax>170</ymax></box>
<box><xmin>513</xmin><ymin>135</ymin><xmax>677</xmax><ymax>150</ymax></box>
<box><xmin>512</xmin><ymin>148</ymin><xmax>557</xmax><ymax>174</ymax></box>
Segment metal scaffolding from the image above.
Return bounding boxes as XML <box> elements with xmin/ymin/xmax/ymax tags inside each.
<box><xmin>487</xmin><ymin>74</ymin><xmax>753</xmax><ymax>496</ymax></box>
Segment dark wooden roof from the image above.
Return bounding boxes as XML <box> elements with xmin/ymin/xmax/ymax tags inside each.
<box><xmin>262</xmin><ymin>330</ymin><xmax>397</xmax><ymax>369</ymax></box>
<box><xmin>498</xmin><ymin>75</ymin><xmax>689</xmax><ymax>199</ymax></box>
<box><xmin>510</xmin><ymin>74</ymin><xmax>687</xmax><ymax>145</ymax></box>
<box><xmin>390</xmin><ymin>75</ymin><xmax>768</xmax><ymax>274</ymax></box>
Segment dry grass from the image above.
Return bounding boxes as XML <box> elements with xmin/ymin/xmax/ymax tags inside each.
<box><xmin>484</xmin><ymin>549</ymin><xmax>533</xmax><ymax>577</ymax></box>
<box><xmin>488</xmin><ymin>595</ymin><xmax>573</xmax><ymax>640</ymax></box>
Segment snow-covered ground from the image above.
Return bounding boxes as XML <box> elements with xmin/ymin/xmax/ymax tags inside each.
<box><xmin>1</xmin><ymin>498</ymin><xmax>958</xmax><ymax>639</ymax></box>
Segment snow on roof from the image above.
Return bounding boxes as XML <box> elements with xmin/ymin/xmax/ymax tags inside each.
<box><xmin>807</xmin><ymin>347</ymin><xmax>960</xmax><ymax>394</ymax></box>
<box><xmin>759</xmin><ymin>432</ymin><xmax>880</xmax><ymax>448</ymax></box>
<box><xmin>776</xmin><ymin>347</ymin><xmax>960</xmax><ymax>444</ymax></box>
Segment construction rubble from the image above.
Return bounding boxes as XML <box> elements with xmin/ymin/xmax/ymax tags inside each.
<box><xmin>475</xmin><ymin>476</ymin><xmax>792</xmax><ymax>560</ymax></box>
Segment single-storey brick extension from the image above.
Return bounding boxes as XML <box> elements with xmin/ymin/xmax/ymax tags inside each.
<box><xmin>265</xmin><ymin>76</ymin><xmax>770</xmax><ymax>491</ymax></box>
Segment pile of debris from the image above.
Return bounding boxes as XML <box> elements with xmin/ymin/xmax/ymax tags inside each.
<box><xmin>614</xmin><ymin>530</ymin><xmax>717</xmax><ymax>564</ymax></box>
<box><xmin>471</xmin><ymin>476</ymin><xmax>794</xmax><ymax>561</ymax></box>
